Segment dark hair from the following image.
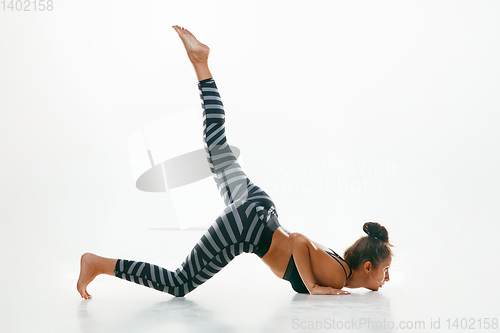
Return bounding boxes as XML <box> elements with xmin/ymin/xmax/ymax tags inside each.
<box><xmin>344</xmin><ymin>222</ymin><xmax>393</xmax><ymax>270</ymax></box>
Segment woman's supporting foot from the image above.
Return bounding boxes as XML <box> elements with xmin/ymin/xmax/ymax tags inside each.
<box><xmin>172</xmin><ymin>25</ymin><xmax>213</xmax><ymax>81</ymax></box>
<box><xmin>76</xmin><ymin>253</ymin><xmax>117</xmax><ymax>299</ymax></box>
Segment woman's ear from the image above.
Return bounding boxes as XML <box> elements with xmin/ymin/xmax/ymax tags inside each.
<box><xmin>363</xmin><ymin>261</ymin><xmax>373</xmax><ymax>275</ymax></box>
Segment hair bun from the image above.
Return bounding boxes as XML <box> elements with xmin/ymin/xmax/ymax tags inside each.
<box><xmin>363</xmin><ymin>222</ymin><xmax>389</xmax><ymax>242</ymax></box>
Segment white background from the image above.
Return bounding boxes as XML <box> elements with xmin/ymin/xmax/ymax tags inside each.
<box><xmin>1</xmin><ymin>1</ymin><xmax>499</xmax><ymax>332</ymax></box>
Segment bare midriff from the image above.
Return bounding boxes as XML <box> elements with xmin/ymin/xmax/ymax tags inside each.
<box><xmin>261</xmin><ymin>226</ymin><xmax>293</xmax><ymax>278</ymax></box>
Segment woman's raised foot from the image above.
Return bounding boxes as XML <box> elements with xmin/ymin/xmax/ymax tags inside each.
<box><xmin>172</xmin><ymin>25</ymin><xmax>210</xmax><ymax>64</ymax></box>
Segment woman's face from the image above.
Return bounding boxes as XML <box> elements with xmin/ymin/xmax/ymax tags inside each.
<box><xmin>367</xmin><ymin>256</ymin><xmax>392</xmax><ymax>291</ymax></box>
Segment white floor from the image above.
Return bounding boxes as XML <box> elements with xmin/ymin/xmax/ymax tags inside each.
<box><xmin>2</xmin><ymin>230</ymin><xmax>498</xmax><ymax>333</ymax></box>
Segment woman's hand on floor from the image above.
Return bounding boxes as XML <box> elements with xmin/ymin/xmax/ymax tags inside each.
<box><xmin>310</xmin><ymin>284</ymin><xmax>351</xmax><ymax>295</ymax></box>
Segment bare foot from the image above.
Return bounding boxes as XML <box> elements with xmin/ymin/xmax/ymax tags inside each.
<box><xmin>172</xmin><ymin>25</ymin><xmax>210</xmax><ymax>64</ymax></box>
<box><xmin>76</xmin><ymin>253</ymin><xmax>103</xmax><ymax>299</ymax></box>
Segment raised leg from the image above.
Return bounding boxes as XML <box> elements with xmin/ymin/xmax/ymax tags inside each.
<box><xmin>199</xmin><ymin>78</ymin><xmax>256</xmax><ymax>205</ymax></box>
<box><xmin>173</xmin><ymin>25</ymin><xmax>274</xmax><ymax>207</ymax></box>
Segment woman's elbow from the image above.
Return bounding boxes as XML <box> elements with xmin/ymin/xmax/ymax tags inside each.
<box><xmin>289</xmin><ymin>232</ymin><xmax>307</xmax><ymax>245</ymax></box>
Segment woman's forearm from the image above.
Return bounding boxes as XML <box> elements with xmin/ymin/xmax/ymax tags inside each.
<box><xmin>289</xmin><ymin>233</ymin><xmax>317</xmax><ymax>293</ymax></box>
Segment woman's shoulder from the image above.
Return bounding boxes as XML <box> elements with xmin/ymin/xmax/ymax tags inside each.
<box><xmin>287</xmin><ymin>232</ymin><xmax>332</xmax><ymax>254</ymax></box>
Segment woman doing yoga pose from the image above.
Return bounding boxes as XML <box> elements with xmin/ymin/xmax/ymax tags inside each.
<box><xmin>76</xmin><ymin>26</ymin><xmax>393</xmax><ymax>299</ymax></box>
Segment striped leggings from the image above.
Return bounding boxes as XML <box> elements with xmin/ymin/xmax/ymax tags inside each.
<box><xmin>113</xmin><ymin>78</ymin><xmax>280</xmax><ymax>297</ymax></box>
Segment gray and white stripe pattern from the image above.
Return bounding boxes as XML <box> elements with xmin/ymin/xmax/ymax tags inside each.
<box><xmin>113</xmin><ymin>78</ymin><xmax>280</xmax><ymax>297</ymax></box>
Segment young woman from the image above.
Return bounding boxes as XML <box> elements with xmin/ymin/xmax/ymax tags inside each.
<box><xmin>76</xmin><ymin>26</ymin><xmax>393</xmax><ymax>299</ymax></box>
